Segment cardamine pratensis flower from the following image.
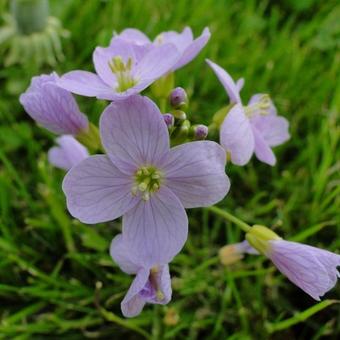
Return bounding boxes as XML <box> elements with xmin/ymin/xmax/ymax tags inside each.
<box><xmin>245</xmin><ymin>225</ymin><xmax>340</xmax><ymax>300</ymax></box>
<box><xmin>57</xmin><ymin>38</ymin><xmax>180</xmax><ymax>101</ymax></box>
<box><xmin>114</xmin><ymin>27</ymin><xmax>211</xmax><ymax>71</ymax></box>
<box><xmin>63</xmin><ymin>95</ymin><xmax>230</xmax><ymax>265</ymax></box>
<box><xmin>206</xmin><ymin>59</ymin><xmax>290</xmax><ymax>166</ymax></box>
<box><xmin>19</xmin><ymin>73</ymin><xmax>88</xmax><ymax>135</ymax></box>
<box><xmin>110</xmin><ymin>234</ymin><xmax>172</xmax><ymax>317</ymax></box>
<box><xmin>48</xmin><ymin>135</ymin><xmax>89</xmax><ymax>171</ymax></box>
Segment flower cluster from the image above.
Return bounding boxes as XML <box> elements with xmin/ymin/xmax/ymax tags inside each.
<box><xmin>20</xmin><ymin>25</ymin><xmax>340</xmax><ymax>318</ymax></box>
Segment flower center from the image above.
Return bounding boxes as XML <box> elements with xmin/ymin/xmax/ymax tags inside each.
<box><xmin>244</xmin><ymin>94</ymin><xmax>271</xmax><ymax>117</ymax></box>
<box><xmin>139</xmin><ymin>266</ymin><xmax>165</xmax><ymax>301</ymax></box>
<box><xmin>132</xmin><ymin>166</ymin><xmax>163</xmax><ymax>201</ymax></box>
<box><xmin>108</xmin><ymin>56</ymin><xmax>138</xmax><ymax>92</ymax></box>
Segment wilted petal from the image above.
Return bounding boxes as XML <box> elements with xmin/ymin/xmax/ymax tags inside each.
<box><xmin>20</xmin><ymin>74</ymin><xmax>88</xmax><ymax>135</ymax></box>
<box><xmin>252</xmin><ymin>126</ymin><xmax>276</xmax><ymax>166</ymax></box>
<box><xmin>173</xmin><ymin>27</ymin><xmax>211</xmax><ymax>71</ymax></box>
<box><xmin>57</xmin><ymin>71</ymin><xmax>114</xmax><ymax>100</ymax></box>
<box><xmin>206</xmin><ymin>59</ymin><xmax>242</xmax><ymax>104</ymax></box>
<box><xmin>110</xmin><ymin>234</ymin><xmax>139</xmax><ymax>274</ymax></box>
<box><xmin>161</xmin><ymin>141</ymin><xmax>230</xmax><ymax>208</ymax></box>
<box><xmin>122</xmin><ymin>186</ymin><xmax>188</xmax><ymax>266</ymax></box>
<box><xmin>268</xmin><ymin>240</ymin><xmax>340</xmax><ymax>300</ymax></box>
<box><xmin>133</xmin><ymin>44</ymin><xmax>179</xmax><ymax>86</ymax></box>
<box><xmin>48</xmin><ymin>135</ymin><xmax>89</xmax><ymax>171</ymax></box>
<box><xmin>121</xmin><ymin>268</ymin><xmax>149</xmax><ymax>318</ymax></box>
<box><xmin>62</xmin><ymin>155</ymin><xmax>138</xmax><ymax>224</ymax></box>
<box><xmin>100</xmin><ymin>95</ymin><xmax>169</xmax><ymax>171</ymax></box>
<box><xmin>115</xmin><ymin>28</ymin><xmax>151</xmax><ymax>45</ymax></box>
<box><xmin>220</xmin><ymin>104</ymin><xmax>254</xmax><ymax>166</ymax></box>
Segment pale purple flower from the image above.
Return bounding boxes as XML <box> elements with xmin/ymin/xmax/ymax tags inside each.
<box><xmin>19</xmin><ymin>73</ymin><xmax>88</xmax><ymax>135</ymax></box>
<box><xmin>266</xmin><ymin>240</ymin><xmax>340</xmax><ymax>301</ymax></box>
<box><xmin>206</xmin><ymin>59</ymin><xmax>290</xmax><ymax>166</ymax></box>
<box><xmin>63</xmin><ymin>95</ymin><xmax>230</xmax><ymax>266</ymax></box>
<box><xmin>115</xmin><ymin>27</ymin><xmax>211</xmax><ymax>71</ymax></box>
<box><xmin>48</xmin><ymin>135</ymin><xmax>89</xmax><ymax>171</ymax></box>
<box><xmin>110</xmin><ymin>234</ymin><xmax>172</xmax><ymax>317</ymax></box>
<box><xmin>57</xmin><ymin>39</ymin><xmax>179</xmax><ymax>101</ymax></box>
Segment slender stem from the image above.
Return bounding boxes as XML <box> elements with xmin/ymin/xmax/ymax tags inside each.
<box><xmin>207</xmin><ymin>206</ymin><xmax>252</xmax><ymax>233</ymax></box>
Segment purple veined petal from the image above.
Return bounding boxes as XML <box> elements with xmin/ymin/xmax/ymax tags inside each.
<box><xmin>236</xmin><ymin>78</ymin><xmax>245</xmax><ymax>92</ymax></box>
<box><xmin>206</xmin><ymin>59</ymin><xmax>242</xmax><ymax>104</ymax></box>
<box><xmin>122</xmin><ymin>186</ymin><xmax>188</xmax><ymax>267</ymax></box>
<box><xmin>133</xmin><ymin>43</ymin><xmax>179</xmax><ymax>85</ymax></box>
<box><xmin>48</xmin><ymin>135</ymin><xmax>89</xmax><ymax>171</ymax></box>
<box><xmin>172</xmin><ymin>27</ymin><xmax>211</xmax><ymax>71</ymax></box>
<box><xmin>100</xmin><ymin>95</ymin><xmax>170</xmax><ymax>171</ymax></box>
<box><xmin>267</xmin><ymin>240</ymin><xmax>340</xmax><ymax>300</ymax></box>
<box><xmin>20</xmin><ymin>81</ymin><xmax>88</xmax><ymax>135</ymax></box>
<box><xmin>220</xmin><ymin>104</ymin><xmax>255</xmax><ymax>166</ymax></box>
<box><xmin>156</xmin><ymin>27</ymin><xmax>193</xmax><ymax>52</ymax></box>
<box><xmin>27</xmin><ymin>72</ymin><xmax>58</xmax><ymax>91</ymax></box>
<box><xmin>235</xmin><ymin>240</ymin><xmax>259</xmax><ymax>255</ymax></box>
<box><xmin>114</xmin><ymin>28</ymin><xmax>151</xmax><ymax>45</ymax></box>
<box><xmin>252</xmin><ymin>126</ymin><xmax>276</xmax><ymax>166</ymax></box>
<box><xmin>250</xmin><ymin>114</ymin><xmax>290</xmax><ymax>147</ymax></box>
<box><xmin>57</xmin><ymin>71</ymin><xmax>115</xmax><ymax>100</ymax></box>
<box><xmin>121</xmin><ymin>268</ymin><xmax>149</xmax><ymax>318</ymax></box>
<box><xmin>248</xmin><ymin>93</ymin><xmax>277</xmax><ymax>116</ymax></box>
<box><xmin>110</xmin><ymin>234</ymin><xmax>140</xmax><ymax>274</ymax></box>
<box><xmin>160</xmin><ymin>141</ymin><xmax>230</xmax><ymax>208</ymax></box>
<box><xmin>62</xmin><ymin>155</ymin><xmax>138</xmax><ymax>224</ymax></box>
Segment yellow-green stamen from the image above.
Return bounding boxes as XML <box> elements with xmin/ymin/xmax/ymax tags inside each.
<box><xmin>244</xmin><ymin>94</ymin><xmax>271</xmax><ymax>117</ymax></box>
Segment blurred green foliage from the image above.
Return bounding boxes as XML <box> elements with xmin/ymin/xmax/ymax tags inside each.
<box><xmin>0</xmin><ymin>0</ymin><xmax>339</xmax><ymax>338</ymax></box>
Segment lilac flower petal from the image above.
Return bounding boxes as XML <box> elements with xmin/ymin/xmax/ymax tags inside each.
<box><xmin>220</xmin><ymin>104</ymin><xmax>254</xmax><ymax>166</ymax></box>
<box><xmin>236</xmin><ymin>78</ymin><xmax>245</xmax><ymax>92</ymax></box>
<box><xmin>268</xmin><ymin>240</ymin><xmax>340</xmax><ymax>300</ymax></box>
<box><xmin>122</xmin><ymin>186</ymin><xmax>188</xmax><ymax>266</ymax></box>
<box><xmin>173</xmin><ymin>27</ymin><xmax>211</xmax><ymax>71</ymax></box>
<box><xmin>62</xmin><ymin>155</ymin><xmax>138</xmax><ymax>224</ymax></box>
<box><xmin>20</xmin><ymin>76</ymin><xmax>88</xmax><ymax>135</ymax></box>
<box><xmin>206</xmin><ymin>59</ymin><xmax>242</xmax><ymax>104</ymax></box>
<box><xmin>57</xmin><ymin>71</ymin><xmax>114</xmax><ymax>100</ymax></box>
<box><xmin>235</xmin><ymin>240</ymin><xmax>259</xmax><ymax>255</ymax></box>
<box><xmin>161</xmin><ymin>141</ymin><xmax>230</xmax><ymax>208</ymax></box>
<box><xmin>157</xmin><ymin>27</ymin><xmax>193</xmax><ymax>51</ymax></box>
<box><xmin>248</xmin><ymin>93</ymin><xmax>277</xmax><ymax>115</ymax></box>
<box><xmin>100</xmin><ymin>95</ymin><xmax>169</xmax><ymax>171</ymax></box>
<box><xmin>252</xmin><ymin>126</ymin><xmax>276</xmax><ymax>166</ymax></box>
<box><xmin>115</xmin><ymin>28</ymin><xmax>151</xmax><ymax>45</ymax></box>
<box><xmin>48</xmin><ymin>135</ymin><xmax>89</xmax><ymax>171</ymax></box>
<box><xmin>134</xmin><ymin>44</ymin><xmax>179</xmax><ymax>85</ymax></box>
<box><xmin>110</xmin><ymin>234</ymin><xmax>139</xmax><ymax>274</ymax></box>
<box><xmin>251</xmin><ymin>114</ymin><xmax>290</xmax><ymax>147</ymax></box>
<box><xmin>121</xmin><ymin>268</ymin><xmax>149</xmax><ymax>317</ymax></box>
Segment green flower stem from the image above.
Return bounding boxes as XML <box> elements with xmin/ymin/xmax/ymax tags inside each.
<box><xmin>207</xmin><ymin>206</ymin><xmax>252</xmax><ymax>233</ymax></box>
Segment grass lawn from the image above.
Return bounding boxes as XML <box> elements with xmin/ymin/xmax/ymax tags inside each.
<box><xmin>0</xmin><ymin>0</ymin><xmax>339</xmax><ymax>338</ymax></box>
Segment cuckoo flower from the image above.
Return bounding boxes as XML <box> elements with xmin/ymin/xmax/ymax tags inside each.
<box><xmin>57</xmin><ymin>39</ymin><xmax>179</xmax><ymax>101</ymax></box>
<box><xmin>63</xmin><ymin>95</ymin><xmax>230</xmax><ymax>265</ymax></box>
<box><xmin>114</xmin><ymin>27</ymin><xmax>211</xmax><ymax>71</ymax></box>
<box><xmin>111</xmin><ymin>234</ymin><xmax>172</xmax><ymax>317</ymax></box>
<box><xmin>48</xmin><ymin>135</ymin><xmax>89</xmax><ymax>171</ymax></box>
<box><xmin>20</xmin><ymin>73</ymin><xmax>88</xmax><ymax>135</ymax></box>
<box><xmin>246</xmin><ymin>225</ymin><xmax>340</xmax><ymax>300</ymax></box>
<box><xmin>206</xmin><ymin>59</ymin><xmax>290</xmax><ymax>166</ymax></box>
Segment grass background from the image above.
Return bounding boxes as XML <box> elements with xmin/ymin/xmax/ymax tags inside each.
<box><xmin>0</xmin><ymin>0</ymin><xmax>339</xmax><ymax>338</ymax></box>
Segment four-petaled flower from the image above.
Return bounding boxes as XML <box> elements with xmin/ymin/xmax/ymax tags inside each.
<box><xmin>110</xmin><ymin>234</ymin><xmax>172</xmax><ymax>317</ymax></box>
<box><xmin>57</xmin><ymin>39</ymin><xmax>179</xmax><ymax>101</ymax></box>
<box><xmin>63</xmin><ymin>95</ymin><xmax>230</xmax><ymax>266</ymax></box>
<box><xmin>115</xmin><ymin>26</ymin><xmax>211</xmax><ymax>71</ymax></box>
<box><xmin>206</xmin><ymin>59</ymin><xmax>290</xmax><ymax>166</ymax></box>
<box><xmin>48</xmin><ymin>135</ymin><xmax>89</xmax><ymax>171</ymax></box>
<box><xmin>20</xmin><ymin>73</ymin><xmax>88</xmax><ymax>135</ymax></box>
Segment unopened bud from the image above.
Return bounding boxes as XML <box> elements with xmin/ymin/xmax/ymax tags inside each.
<box><xmin>169</xmin><ymin>87</ymin><xmax>188</xmax><ymax>109</ymax></box>
<box><xmin>163</xmin><ymin>113</ymin><xmax>174</xmax><ymax>128</ymax></box>
<box><xmin>172</xmin><ymin>110</ymin><xmax>187</xmax><ymax>121</ymax></box>
<box><xmin>193</xmin><ymin>124</ymin><xmax>208</xmax><ymax>140</ymax></box>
